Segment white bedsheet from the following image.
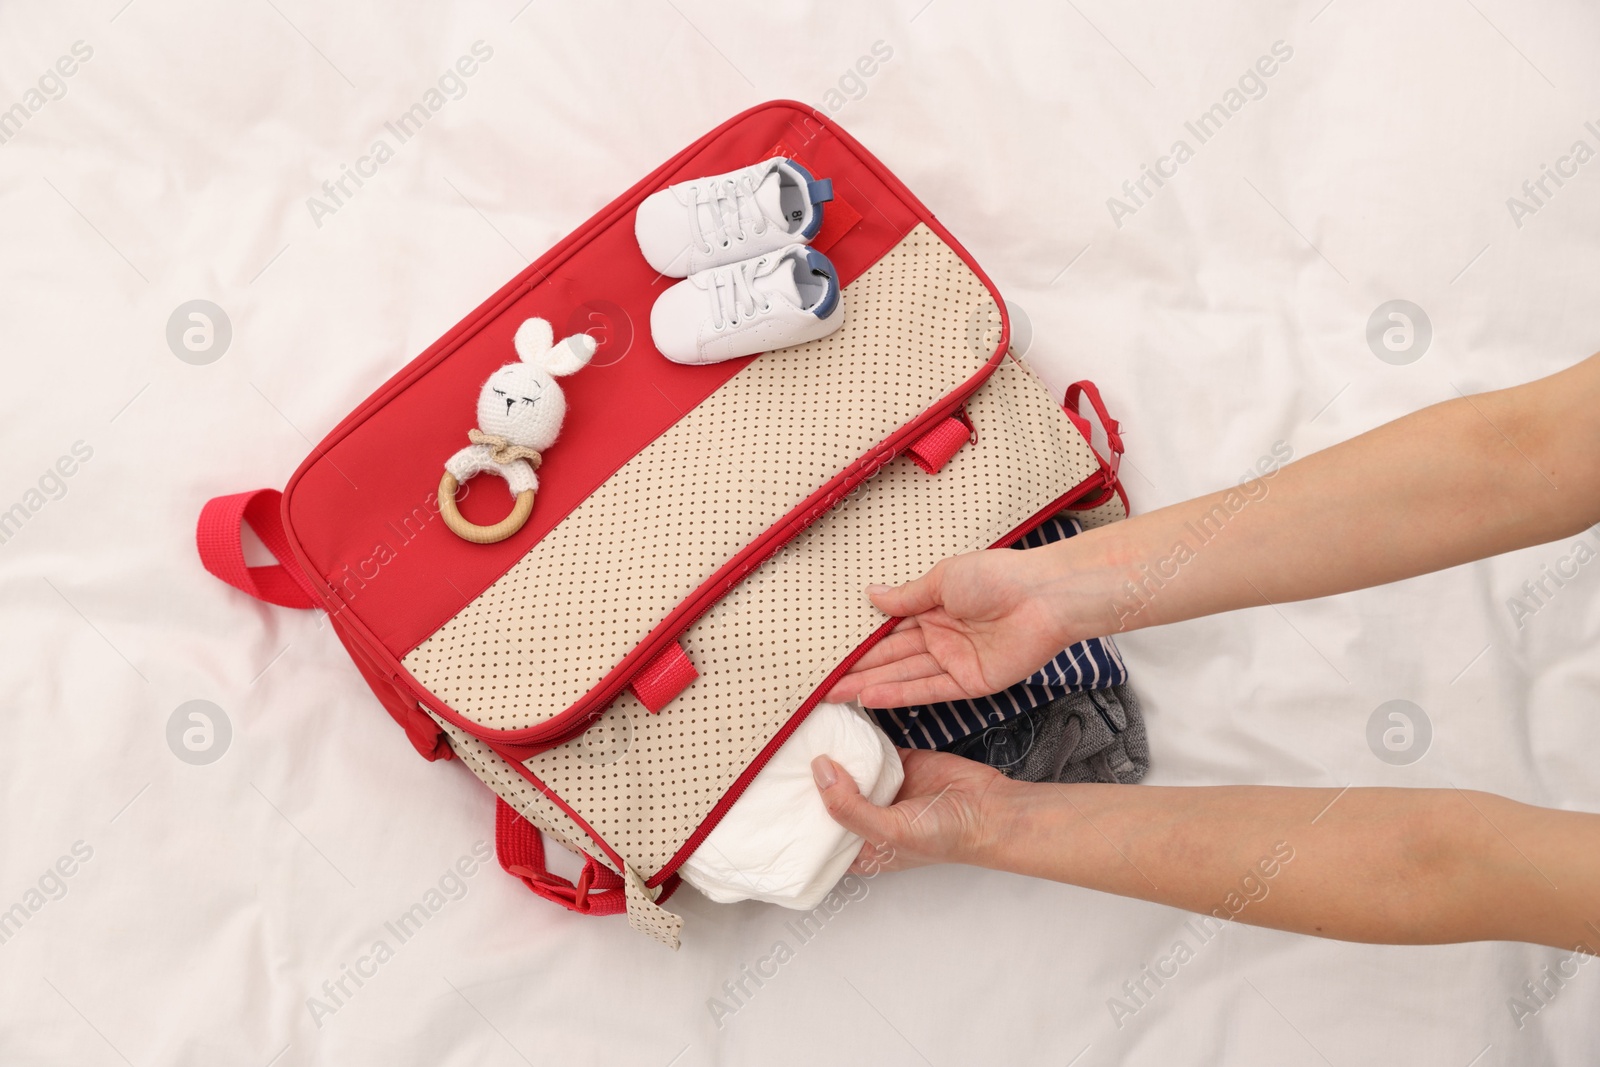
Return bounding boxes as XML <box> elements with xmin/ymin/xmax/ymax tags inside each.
<box><xmin>2</xmin><ymin>1</ymin><xmax>1598</xmax><ymax>1063</ymax></box>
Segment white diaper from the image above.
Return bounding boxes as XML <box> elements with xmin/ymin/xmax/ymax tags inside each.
<box><xmin>679</xmin><ymin>700</ymin><xmax>903</xmax><ymax>910</ymax></box>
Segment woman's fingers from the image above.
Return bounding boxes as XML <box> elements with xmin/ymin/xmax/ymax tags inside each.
<box><xmin>852</xmin><ymin>626</ymin><xmax>928</xmax><ymax>670</ymax></box>
<box><xmin>866</xmin><ymin>565</ymin><xmax>945</xmax><ymax>619</ymax></box>
<box><xmin>812</xmin><ymin>756</ymin><xmax>899</xmax><ymax>844</ymax></box>
<box><xmin>820</xmin><ymin>754</ymin><xmax>920</xmax><ymax>875</ymax></box>
<box><xmin>857</xmin><ymin>670</ymin><xmax>974</xmax><ymax>709</ymax></box>
<box><xmin>834</xmin><ymin>650</ymin><xmax>948</xmax><ymax>706</ymax></box>
<box><xmin>823</xmin><ymin>629</ymin><xmax>930</xmax><ymax>700</ymax></box>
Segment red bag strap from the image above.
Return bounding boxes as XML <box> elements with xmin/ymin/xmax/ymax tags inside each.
<box><xmin>196</xmin><ymin>489</ymin><xmax>319</xmax><ymax>609</ymax></box>
<box><xmin>1064</xmin><ymin>380</ymin><xmax>1124</xmax><ymax>473</ymax></box>
<box><xmin>494</xmin><ymin>798</ymin><xmax>627</xmax><ymax>916</ymax></box>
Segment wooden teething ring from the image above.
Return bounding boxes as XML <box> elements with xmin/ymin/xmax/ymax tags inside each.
<box><xmin>438</xmin><ymin>471</ymin><xmax>535</xmax><ymax>544</ymax></box>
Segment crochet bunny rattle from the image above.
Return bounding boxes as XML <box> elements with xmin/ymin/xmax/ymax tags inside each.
<box><xmin>438</xmin><ymin>316</ymin><xmax>596</xmax><ymax>544</ymax></box>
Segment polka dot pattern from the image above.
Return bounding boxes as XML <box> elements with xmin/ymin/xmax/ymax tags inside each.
<box><xmin>1068</xmin><ymin>492</ymin><xmax>1129</xmax><ymax>529</ymax></box>
<box><xmin>402</xmin><ymin>225</ymin><xmax>1002</xmax><ymax>732</ymax></box>
<box><xmin>430</xmin><ymin>712</ymin><xmax>619</xmax><ymax>874</ymax></box>
<box><xmin>624</xmin><ymin>867</ymin><xmax>683</xmax><ymax>949</ymax></box>
<box><xmin>435</xmin><ymin>711</ymin><xmax>684</xmax><ymax>947</ymax></box>
<box><xmin>517</xmin><ymin>353</ymin><xmax>1105</xmax><ymax>875</ymax></box>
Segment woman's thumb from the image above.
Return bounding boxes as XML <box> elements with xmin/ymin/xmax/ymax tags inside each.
<box><xmin>812</xmin><ymin>756</ymin><xmax>894</xmax><ymax>842</ymax></box>
<box><xmin>867</xmin><ymin>564</ymin><xmax>941</xmax><ymax>618</ymax></box>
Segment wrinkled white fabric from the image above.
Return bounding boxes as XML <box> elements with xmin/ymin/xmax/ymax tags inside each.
<box><xmin>6</xmin><ymin>4</ymin><xmax>1600</xmax><ymax>1063</ymax></box>
<box><xmin>680</xmin><ymin>701</ymin><xmax>902</xmax><ymax>909</ymax></box>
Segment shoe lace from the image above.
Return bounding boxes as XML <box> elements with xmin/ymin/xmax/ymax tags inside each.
<box><xmin>692</xmin><ymin>174</ymin><xmax>770</xmax><ymax>255</ymax></box>
<box><xmin>708</xmin><ymin>256</ymin><xmax>772</xmax><ymax>329</ymax></box>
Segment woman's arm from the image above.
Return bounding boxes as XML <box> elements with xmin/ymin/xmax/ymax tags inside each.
<box><xmin>814</xmin><ymin>751</ymin><xmax>1600</xmax><ymax>951</ymax></box>
<box><xmin>830</xmin><ymin>354</ymin><xmax>1600</xmax><ymax>708</ymax></box>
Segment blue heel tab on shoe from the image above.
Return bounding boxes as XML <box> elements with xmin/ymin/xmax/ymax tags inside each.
<box><xmin>800</xmin><ymin>178</ymin><xmax>832</xmax><ymax>239</ymax></box>
<box><xmin>781</xmin><ymin>158</ymin><xmax>830</xmax><ymax>240</ymax></box>
<box><xmin>804</xmin><ymin>249</ymin><xmax>839</xmax><ymax>320</ymax></box>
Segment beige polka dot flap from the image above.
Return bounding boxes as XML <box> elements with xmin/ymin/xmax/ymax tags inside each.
<box><xmin>433</xmin><ymin>352</ymin><xmax>1124</xmax><ymax>948</ymax></box>
<box><xmin>404</xmin><ymin>224</ymin><xmax>1016</xmax><ymax>741</ymax></box>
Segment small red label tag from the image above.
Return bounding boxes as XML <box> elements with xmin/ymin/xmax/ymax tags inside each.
<box><xmin>630</xmin><ymin>640</ymin><xmax>698</xmax><ymax>713</ymax></box>
<box><xmin>907</xmin><ymin>415</ymin><xmax>972</xmax><ymax>475</ymax></box>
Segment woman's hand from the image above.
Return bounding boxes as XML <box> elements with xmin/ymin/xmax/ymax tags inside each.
<box><xmin>811</xmin><ymin>748</ymin><xmax>1015</xmax><ymax>873</ymax></box>
<box><xmin>823</xmin><ymin>546</ymin><xmax>1095</xmax><ymax>708</ymax></box>
<box><xmin>829</xmin><ymin>354</ymin><xmax>1600</xmax><ymax>715</ymax></box>
<box><xmin>816</xmin><ymin>750</ymin><xmax>1600</xmax><ymax>951</ymax></box>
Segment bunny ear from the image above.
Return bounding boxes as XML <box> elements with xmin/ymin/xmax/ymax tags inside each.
<box><xmin>514</xmin><ymin>317</ymin><xmax>554</xmax><ymax>362</ymax></box>
<box><xmin>543</xmin><ymin>333</ymin><xmax>596</xmax><ymax>377</ymax></box>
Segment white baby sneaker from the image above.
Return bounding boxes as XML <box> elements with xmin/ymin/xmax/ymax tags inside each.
<box><xmin>650</xmin><ymin>244</ymin><xmax>844</xmax><ymax>365</ymax></box>
<box><xmin>634</xmin><ymin>157</ymin><xmax>834</xmax><ymax>277</ymax></box>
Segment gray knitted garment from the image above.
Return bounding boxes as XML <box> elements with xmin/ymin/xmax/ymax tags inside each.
<box><xmin>946</xmin><ymin>684</ymin><xmax>1149</xmax><ymax>784</ymax></box>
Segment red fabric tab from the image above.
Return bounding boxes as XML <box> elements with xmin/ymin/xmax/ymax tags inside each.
<box><xmin>196</xmin><ymin>489</ymin><xmax>318</xmax><ymax>609</ymax></box>
<box><xmin>906</xmin><ymin>414</ymin><xmax>972</xmax><ymax>475</ymax></box>
<box><xmin>807</xmin><ymin>190</ymin><xmax>862</xmax><ymax>255</ymax></box>
<box><xmin>629</xmin><ymin>640</ymin><xmax>698</xmax><ymax>713</ymax></box>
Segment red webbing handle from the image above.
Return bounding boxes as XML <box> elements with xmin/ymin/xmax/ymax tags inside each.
<box><xmin>196</xmin><ymin>489</ymin><xmax>319</xmax><ymax>609</ymax></box>
<box><xmin>495</xmin><ymin>798</ymin><xmax>627</xmax><ymax>916</ymax></box>
<box><xmin>1064</xmin><ymin>380</ymin><xmax>1124</xmax><ymax>472</ymax></box>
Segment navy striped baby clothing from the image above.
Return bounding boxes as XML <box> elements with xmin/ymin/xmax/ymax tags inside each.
<box><xmin>867</xmin><ymin>514</ymin><xmax>1130</xmax><ymax>751</ymax></box>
